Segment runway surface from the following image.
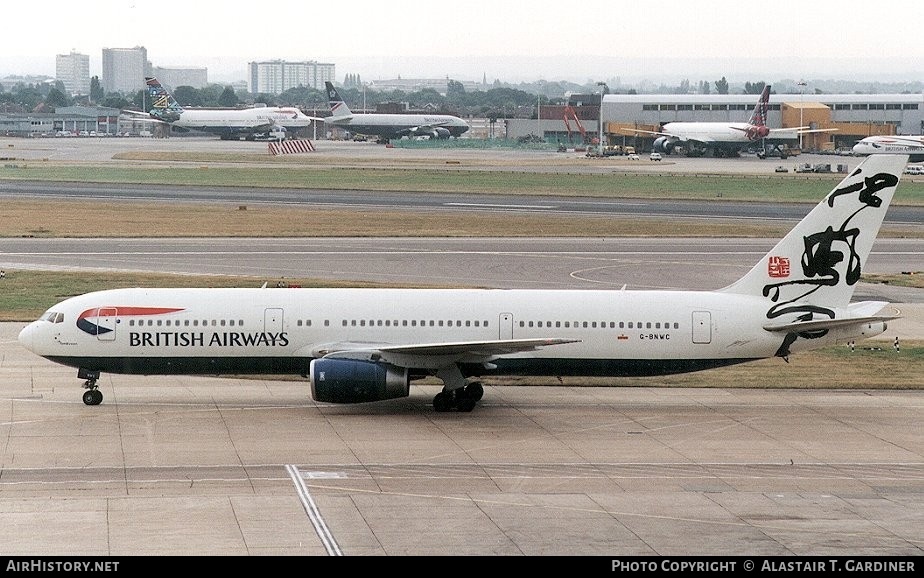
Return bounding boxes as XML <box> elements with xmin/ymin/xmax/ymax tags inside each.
<box><xmin>1</xmin><ymin>322</ymin><xmax>922</xmax><ymax>556</ymax></box>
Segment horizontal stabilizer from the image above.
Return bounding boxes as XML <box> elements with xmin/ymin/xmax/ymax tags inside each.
<box><xmin>763</xmin><ymin>314</ymin><xmax>900</xmax><ymax>332</ymax></box>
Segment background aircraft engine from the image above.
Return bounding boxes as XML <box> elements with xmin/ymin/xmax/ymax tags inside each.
<box><xmin>653</xmin><ymin>136</ymin><xmax>675</xmax><ymax>154</ymax></box>
<box><xmin>309</xmin><ymin>359</ymin><xmax>410</xmax><ymax>403</ymax></box>
<box><xmin>433</xmin><ymin>127</ymin><xmax>451</xmax><ymax>139</ymax></box>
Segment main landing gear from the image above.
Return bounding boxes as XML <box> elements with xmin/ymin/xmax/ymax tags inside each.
<box><xmin>77</xmin><ymin>368</ymin><xmax>103</xmax><ymax>406</ymax></box>
<box><xmin>432</xmin><ymin>382</ymin><xmax>484</xmax><ymax>412</ymax></box>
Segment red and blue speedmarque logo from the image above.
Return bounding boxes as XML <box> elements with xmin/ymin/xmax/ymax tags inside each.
<box><xmin>77</xmin><ymin>307</ymin><xmax>185</xmax><ymax>335</ymax></box>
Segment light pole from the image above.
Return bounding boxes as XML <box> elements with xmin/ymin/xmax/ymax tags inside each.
<box><xmin>798</xmin><ymin>80</ymin><xmax>807</xmax><ymax>150</ymax></box>
<box><xmin>596</xmin><ymin>81</ymin><xmax>609</xmax><ymax>150</ymax></box>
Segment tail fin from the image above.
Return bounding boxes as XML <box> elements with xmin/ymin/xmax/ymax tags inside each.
<box><xmin>145</xmin><ymin>77</ymin><xmax>183</xmax><ymax>122</ymax></box>
<box><xmin>720</xmin><ymin>154</ymin><xmax>906</xmax><ymax>312</ymax></box>
<box><xmin>325</xmin><ymin>81</ymin><xmax>352</xmax><ymax>118</ymax></box>
<box><xmin>746</xmin><ymin>84</ymin><xmax>770</xmax><ymax>127</ymax></box>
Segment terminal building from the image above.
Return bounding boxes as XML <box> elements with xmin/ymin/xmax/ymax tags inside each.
<box><xmin>505</xmin><ymin>92</ymin><xmax>924</xmax><ymax>152</ymax></box>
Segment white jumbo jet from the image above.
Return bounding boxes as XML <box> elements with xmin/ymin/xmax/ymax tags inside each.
<box><xmin>324</xmin><ymin>81</ymin><xmax>470</xmax><ymax>143</ymax></box>
<box><xmin>853</xmin><ymin>135</ymin><xmax>924</xmax><ymax>162</ymax></box>
<box><xmin>19</xmin><ymin>154</ymin><xmax>906</xmax><ymax>412</ymax></box>
<box><xmin>624</xmin><ymin>85</ymin><xmax>833</xmax><ymax>157</ymax></box>
<box><xmin>138</xmin><ymin>77</ymin><xmax>317</xmax><ymax>141</ymax></box>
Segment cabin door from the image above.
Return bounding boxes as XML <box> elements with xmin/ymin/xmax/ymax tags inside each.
<box><xmin>692</xmin><ymin>311</ymin><xmax>712</xmax><ymax>344</ymax></box>
<box><xmin>264</xmin><ymin>308</ymin><xmax>284</xmax><ymax>333</ymax></box>
<box><xmin>498</xmin><ymin>313</ymin><xmax>513</xmax><ymax>340</ymax></box>
<box><xmin>97</xmin><ymin>307</ymin><xmax>117</xmax><ymax>342</ymax></box>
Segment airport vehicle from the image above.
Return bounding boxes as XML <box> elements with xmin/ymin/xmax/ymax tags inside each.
<box><xmin>136</xmin><ymin>77</ymin><xmax>316</xmax><ymax>141</ymax></box>
<box><xmin>622</xmin><ymin>86</ymin><xmax>830</xmax><ymax>158</ymax></box>
<box><xmin>649</xmin><ymin>152</ymin><xmax>662</xmax><ymax>161</ymax></box>
<box><xmin>324</xmin><ymin>82</ymin><xmax>469</xmax><ymax>144</ymax></box>
<box><xmin>853</xmin><ymin>135</ymin><xmax>924</xmax><ymax>162</ymax></box>
<box><xmin>18</xmin><ymin>155</ymin><xmax>906</xmax><ymax>412</ymax></box>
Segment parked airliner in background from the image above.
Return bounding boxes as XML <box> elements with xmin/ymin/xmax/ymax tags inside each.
<box><xmin>135</xmin><ymin>77</ymin><xmax>317</xmax><ymax>141</ymax></box>
<box><xmin>19</xmin><ymin>155</ymin><xmax>906</xmax><ymax>412</ymax></box>
<box><xmin>623</xmin><ymin>85</ymin><xmax>833</xmax><ymax>157</ymax></box>
<box><xmin>852</xmin><ymin>135</ymin><xmax>924</xmax><ymax>162</ymax></box>
<box><xmin>324</xmin><ymin>81</ymin><xmax>470</xmax><ymax>143</ymax></box>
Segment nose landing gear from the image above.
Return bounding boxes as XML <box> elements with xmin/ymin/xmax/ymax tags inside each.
<box><xmin>78</xmin><ymin>368</ymin><xmax>103</xmax><ymax>406</ymax></box>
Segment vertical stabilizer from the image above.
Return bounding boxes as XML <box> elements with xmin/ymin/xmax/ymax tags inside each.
<box><xmin>719</xmin><ymin>154</ymin><xmax>906</xmax><ymax>314</ymax></box>
<box><xmin>747</xmin><ymin>84</ymin><xmax>771</xmax><ymax>128</ymax></box>
<box><xmin>145</xmin><ymin>77</ymin><xmax>183</xmax><ymax>122</ymax></box>
<box><xmin>325</xmin><ymin>81</ymin><xmax>353</xmax><ymax>118</ymax></box>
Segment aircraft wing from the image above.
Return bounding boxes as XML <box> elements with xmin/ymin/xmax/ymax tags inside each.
<box><xmin>395</xmin><ymin>120</ymin><xmax>456</xmax><ymax>137</ymax></box>
<box><xmin>307</xmin><ymin>338</ymin><xmax>581</xmax><ymax>367</ymax></box>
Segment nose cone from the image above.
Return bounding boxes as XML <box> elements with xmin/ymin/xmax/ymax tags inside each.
<box><xmin>18</xmin><ymin>322</ymin><xmax>36</xmax><ymax>352</ymax></box>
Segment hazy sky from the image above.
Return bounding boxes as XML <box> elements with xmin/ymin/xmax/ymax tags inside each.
<box><xmin>3</xmin><ymin>0</ymin><xmax>923</xmax><ymax>84</ymax></box>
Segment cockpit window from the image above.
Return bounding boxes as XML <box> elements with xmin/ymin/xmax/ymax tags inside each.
<box><xmin>42</xmin><ymin>311</ymin><xmax>64</xmax><ymax>323</ymax></box>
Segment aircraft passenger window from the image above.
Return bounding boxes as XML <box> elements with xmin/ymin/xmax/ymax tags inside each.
<box><xmin>429</xmin><ymin>321</ymin><xmax>434</xmax><ymax>327</ymax></box>
<box><xmin>656</xmin><ymin>323</ymin><xmax>661</xmax><ymax>329</ymax></box>
<box><xmin>456</xmin><ymin>321</ymin><xmax>461</xmax><ymax>327</ymax></box>
<box><xmin>211</xmin><ymin>320</ymin><xmax>216</xmax><ymax>326</ymax></box>
<box><xmin>484</xmin><ymin>321</ymin><xmax>488</xmax><ymax>327</ymax></box>
<box><xmin>565</xmin><ymin>322</ymin><xmax>570</xmax><ymax>328</ymax></box>
<box><xmin>519</xmin><ymin>322</ymin><xmax>525</xmax><ymax>327</ymax></box>
<box><xmin>439</xmin><ymin>321</ymin><xmax>444</xmax><ymax>327</ymax></box>
<box><xmin>184</xmin><ymin>320</ymin><xmax>190</xmax><ymax>326</ymax></box>
<box><xmin>157</xmin><ymin>320</ymin><xmax>163</xmax><ymax>327</ymax></box>
<box><xmin>342</xmin><ymin>320</ymin><xmax>348</xmax><ymax>326</ymax></box>
<box><xmin>324</xmin><ymin>320</ymin><xmax>329</xmax><ymax>327</ymax></box>
<box><xmin>297</xmin><ymin>320</ymin><xmax>302</xmax><ymax>327</ymax></box>
<box><xmin>474</xmin><ymin>321</ymin><xmax>480</xmax><ymax>327</ymax></box>
<box><xmin>582</xmin><ymin>322</ymin><xmax>588</xmax><ymax>328</ymax></box>
<box><xmin>674</xmin><ymin>323</ymin><xmax>679</xmax><ymax>329</ymax></box>
<box><xmin>220</xmin><ymin>320</ymin><xmax>226</xmax><ymax>327</ymax></box>
<box><xmin>555</xmin><ymin>322</ymin><xmax>560</xmax><ymax>328</ymax></box>
<box><xmin>528</xmin><ymin>321</ymin><xmax>534</xmax><ymax>328</ymax></box>
<box><xmin>465</xmin><ymin>321</ymin><xmax>471</xmax><ymax>327</ymax></box>
<box><xmin>619</xmin><ymin>322</ymin><xmax>624</xmax><ymax>328</ymax></box>
<box><xmin>592</xmin><ymin>322</ymin><xmax>597</xmax><ymax>328</ymax></box>
<box><xmin>646</xmin><ymin>322</ymin><xmax>651</xmax><ymax>329</ymax></box>
<box><xmin>628</xmin><ymin>322</ymin><xmax>633</xmax><ymax>329</ymax></box>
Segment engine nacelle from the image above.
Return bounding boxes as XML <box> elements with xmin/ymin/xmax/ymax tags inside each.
<box><xmin>653</xmin><ymin>136</ymin><xmax>675</xmax><ymax>154</ymax></box>
<box><xmin>433</xmin><ymin>127</ymin><xmax>451</xmax><ymax>139</ymax></box>
<box><xmin>309</xmin><ymin>359</ymin><xmax>410</xmax><ymax>404</ymax></box>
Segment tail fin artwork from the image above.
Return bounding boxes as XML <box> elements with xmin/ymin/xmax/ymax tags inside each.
<box><xmin>720</xmin><ymin>154</ymin><xmax>906</xmax><ymax>355</ymax></box>
<box><xmin>145</xmin><ymin>77</ymin><xmax>183</xmax><ymax>123</ymax></box>
<box><xmin>741</xmin><ymin>84</ymin><xmax>771</xmax><ymax>140</ymax></box>
<box><xmin>325</xmin><ymin>81</ymin><xmax>353</xmax><ymax>119</ymax></box>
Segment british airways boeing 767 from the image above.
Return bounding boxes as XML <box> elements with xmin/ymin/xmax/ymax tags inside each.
<box><xmin>18</xmin><ymin>154</ymin><xmax>906</xmax><ymax>411</ymax></box>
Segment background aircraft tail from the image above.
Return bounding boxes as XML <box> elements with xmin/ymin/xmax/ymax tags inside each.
<box><xmin>746</xmin><ymin>84</ymin><xmax>771</xmax><ymax>128</ymax></box>
<box><xmin>719</xmin><ymin>154</ymin><xmax>906</xmax><ymax>312</ymax></box>
<box><xmin>325</xmin><ymin>81</ymin><xmax>352</xmax><ymax>118</ymax></box>
<box><xmin>145</xmin><ymin>77</ymin><xmax>183</xmax><ymax>122</ymax></box>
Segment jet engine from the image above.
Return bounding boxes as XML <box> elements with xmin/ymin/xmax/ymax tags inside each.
<box><xmin>652</xmin><ymin>136</ymin><xmax>675</xmax><ymax>154</ymax></box>
<box><xmin>309</xmin><ymin>358</ymin><xmax>410</xmax><ymax>403</ymax></box>
<box><xmin>432</xmin><ymin>127</ymin><xmax>451</xmax><ymax>139</ymax></box>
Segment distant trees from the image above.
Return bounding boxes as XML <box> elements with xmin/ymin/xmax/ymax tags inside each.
<box><xmin>90</xmin><ymin>76</ymin><xmax>104</xmax><ymax>103</ymax></box>
<box><xmin>743</xmin><ymin>81</ymin><xmax>767</xmax><ymax>94</ymax></box>
<box><xmin>217</xmin><ymin>86</ymin><xmax>238</xmax><ymax>107</ymax></box>
<box><xmin>714</xmin><ymin>76</ymin><xmax>729</xmax><ymax>94</ymax></box>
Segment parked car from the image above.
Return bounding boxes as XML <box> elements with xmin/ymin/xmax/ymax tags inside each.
<box><xmin>627</xmin><ymin>153</ymin><xmax>640</xmax><ymax>160</ymax></box>
<box><xmin>774</xmin><ymin>165</ymin><xmax>789</xmax><ymax>173</ymax></box>
<box><xmin>649</xmin><ymin>152</ymin><xmax>663</xmax><ymax>161</ymax></box>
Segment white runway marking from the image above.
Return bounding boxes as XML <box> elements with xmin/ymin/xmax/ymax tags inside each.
<box><xmin>286</xmin><ymin>464</ymin><xmax>342</xmax><ymax>556</ymax></box>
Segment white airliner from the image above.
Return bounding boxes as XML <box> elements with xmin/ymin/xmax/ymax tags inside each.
<box><xmin>625</xmin><ymin>85</ymin><xmax>831</xmax><ymax>157</ymax></box>
<box><xmin>853</xmin><ymin>135</ymin><xmax>924</xmax><ymax>162</ymax></box>
<box><xmin>324</xmin><ymin>82</ymin><xmax>470</xmax><ymax>143</ymax></box>
<box><xmin>19</xmin><ymin>154</ymin><xmax>906</xmax><ymax>412</ymax></box>
<box><xmin>139</xmin><ymin>77</ymin><xmax>316</xmax><ymax>141</ymax></box>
